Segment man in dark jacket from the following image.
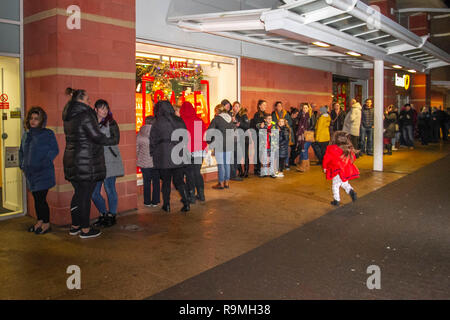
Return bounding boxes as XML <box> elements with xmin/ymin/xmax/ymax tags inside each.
<box><xmin>63</xmin><ymin>90</ymin><xmax>117</xmax><ymax>239</ymax></box>
<box><xmin>150</xmin><ymin>100</ymin><xmax>190</xmax><ymax>213</ymax></box>
<box><xmin>272</xmin><ymin>101</ymin><xmax>293</xmax><ymax>169</ymax></box>
<box><xmin>360</xmin><ymin>99</ymin><xmax>374</xmax><ymax>155</ymax></box>
<box><xmin>399</xmin><ymin>103</ymin><xmax>415</xmax><ymax>148</ymax></box>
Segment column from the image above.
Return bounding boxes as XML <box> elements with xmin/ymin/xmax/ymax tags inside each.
<box><xmin>23</xmin><ymin>0</ymin><xmax>137</xmax><ymax>225</ymax></box>
<box><xmin>373</xmin><ymin>60</ymin><xmax>384</xmax><ymax>172</ymax></box>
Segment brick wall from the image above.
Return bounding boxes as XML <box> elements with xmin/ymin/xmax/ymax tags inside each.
<box><xmin>241</xmin><ymin>57</ymin><xmax>333</xmax><ymax>116</ymax></box>
<box><xmin>24</xmin><ymin>0</ymin><xmax>137</xmax><ymax>226</ymax></box>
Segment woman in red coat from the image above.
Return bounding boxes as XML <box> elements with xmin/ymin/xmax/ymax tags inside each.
<box><xmin>180</xmin><ymin>102</ymin><xmax>208</xmax><ymax>202</ymax></box>
<box><xmin>322</xmin><ymin>131</ymin><xmax>360</xmax><ymax>206</ymax></box>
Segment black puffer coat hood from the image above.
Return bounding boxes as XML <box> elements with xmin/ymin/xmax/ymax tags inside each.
<box><xmin>150</xmin><ymin>100</ymin><xmax>189</xmax><ymax>169</ymax></box>
<box><xmin>63</xmin><ymin>100</ymin><xmax>117</xmax><ymax>182</ymax></box>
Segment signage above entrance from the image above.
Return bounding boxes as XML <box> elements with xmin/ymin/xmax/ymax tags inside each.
<box><xmin>395</xmin><ymin>74</ymin><xmax>410</xmax><ymax>90</ymax></box>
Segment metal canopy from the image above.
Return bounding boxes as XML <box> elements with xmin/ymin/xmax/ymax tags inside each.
<box><xmin>168</xmin><ymin>0</ymin><xmax>450</xmax><ymax>72</ymax></box>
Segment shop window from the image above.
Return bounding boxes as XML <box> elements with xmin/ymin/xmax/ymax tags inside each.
<box><xmin>135</xmin><ymin>43</ymin><xmax>238</xmax><ymax>179</ymax></box>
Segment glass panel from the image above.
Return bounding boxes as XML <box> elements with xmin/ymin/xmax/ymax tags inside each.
<box><xmin>0</xmin><ymin>23</ymin><xmax>20</xmax><ymax>54</ymax></box>
<box><xmin>0</xmin><ymin>0</ymin><xmax>20</xmax><ymax>21</ymax></box>
<box><xmin>0</xmin><ymin>55</ymin><xmax>23</xmax><ymax>216</ymax></box>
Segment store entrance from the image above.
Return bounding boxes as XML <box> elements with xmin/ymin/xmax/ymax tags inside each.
<box><xmin>0</xmin><ymin>56</ymin><xmax>24</xmax><ymax>218</ymax></box>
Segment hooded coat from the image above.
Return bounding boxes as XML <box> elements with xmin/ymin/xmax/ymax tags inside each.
<box><xmin>207</xmin><ymin>112</ymin><xmax>235</xmax><ymax>152</ymax></box>
<box><xmin>343</xmin><ymin>102</ymin><xmax>362</xmax><ymax>136</ymax></box>
<box><xmin>19</xmin><ymin>115</ymin><xmax>59</xmax><ymax>192</ymax></box>
<box><xmin>63</xmin><ymin>100</ymin><xmax>117</xmax><ymax>182</ymax></box>
<box><xmin>322</xmin><ymin>145</ymin><xmax>360</xmax><ymax>182</ymax></box>
<box><xmin>179</xmin><ymin>102</ymin><xmax>208</xmax><ymax>154</ymax></box>
<box><xmin>150</xmin><ymin>100</ymin><xmax>189</xmax><ymax>169</ymax></box>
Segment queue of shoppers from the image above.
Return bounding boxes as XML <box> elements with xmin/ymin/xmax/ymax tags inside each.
<box><xmin>21</xmin><ymin>88</ymin><xmax>448</xmax><ymax>237</ymax></box>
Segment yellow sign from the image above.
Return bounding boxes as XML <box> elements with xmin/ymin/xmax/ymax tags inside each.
<box><xmin>395</xmin><ymin>73</ymin><xmax>410</xmax><ymax>90</ymax></box>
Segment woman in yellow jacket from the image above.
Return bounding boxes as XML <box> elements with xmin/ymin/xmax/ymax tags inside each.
<box><xmin>312</xmin><ymin>106</ymin><xmax>331</xmax><ymax>165</ymax></box>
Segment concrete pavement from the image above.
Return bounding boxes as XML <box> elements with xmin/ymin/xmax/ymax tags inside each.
<box><xmin>0</xmin><ymin>142</ymin><xmax>449</xmax><ymax>299</ymax></box>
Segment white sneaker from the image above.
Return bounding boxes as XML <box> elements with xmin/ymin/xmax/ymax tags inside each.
<box><xmin>275</xmin><ymin>172</ymin><xmax>284</xmax><ymax>178</ymax></box>
<box><xmin>392</xmin><ymin>146</ymin><xmax>398</xmax><ymax>151</ymax></box>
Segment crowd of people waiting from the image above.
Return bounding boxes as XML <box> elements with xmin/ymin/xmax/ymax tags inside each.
<box><xmin>19</xmin><ymin>87</ymin><xmax>449</xmax><ymax>238</ymax></box>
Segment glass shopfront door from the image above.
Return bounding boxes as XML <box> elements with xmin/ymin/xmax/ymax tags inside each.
<box><xmin>0</xmin><ymin>55</ymin><xmax>23</xmax><ymax>217</ymax></box>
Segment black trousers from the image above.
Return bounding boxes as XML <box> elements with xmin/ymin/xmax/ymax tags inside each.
<box><xmin>160</xmin><ymin>167</ymin><xmax>188</xmax><ymax>206</ymax></box>
<box><xmin>418</xmin><ymin>125</ymin><xmax>430</xmax><ymax>144</ymax></box>
<box><xmin>141</xmin><ymin>168</ymin><xmax>160</xmax><ymax>205</ymax></box>
<box><xmin>32</xmin><ymin>189</ymin><xmax>50</xmax><ymax>223</ymax></box>
<box><xmin>279</xmin><ymin>157</ymin><xmax>287</xmax><ymax>172</ymax></box>
<box><xmin>185</xmin><ymin>157</ymin><xmax>204</xmax><ymax>194</ymax></box>
<box><xmin>70</xmin><ymin>181</ymin><xmax>97</xmax><ymax>229</ymax></box>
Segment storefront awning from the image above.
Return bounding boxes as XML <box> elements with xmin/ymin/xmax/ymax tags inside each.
<box><xmin>168</xmin><ymin>0</ymin><xmax>450</xmax><ymax>73</ymax></box>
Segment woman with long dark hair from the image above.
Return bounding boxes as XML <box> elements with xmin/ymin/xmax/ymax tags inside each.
<box><xmin>20</xmin><ymin>107</ymin><xmax>59</xmax><ymax>234</ymax></box>
<box><xmin>63</xmin><ymin>88</ymin><xmax>117</xmax><ymax>239</ymax></box>
<box><xmin>251</xmin><ymin>100</ymin><xmax>268</xmax><ymax>176</ymax></box>
<box><xmin>92</xmin><ymin>99</ymin><xmax>124</xmax><ymax>228</ymax></box>
<box><xmin>296</xmin><ymin>103</ymin><xmax>313</xmax><ymax>172</ymax></box>
<box><xmin>150</xmin><ymin>100</ymin><xmax>190</xmax><ymax>213</ymax></box>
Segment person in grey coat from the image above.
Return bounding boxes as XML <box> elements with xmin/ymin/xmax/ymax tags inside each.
<box><xmin>343</xmin><ymin>99</ymin><xmax>362</xmax><ymax>152</ymax></box>
<box><xmin>92</xmin><ymin>100</ymin><xmax>124</xmax><ymax>228</ymax></box>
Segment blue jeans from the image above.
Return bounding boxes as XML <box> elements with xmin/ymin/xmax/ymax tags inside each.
<box><xmin>216</xmin><ymin>151</ymin><xmax>231</xmax><ymax>183</ymax></box>
<box><xmin>92</xmin><ymin>176</ymin><xmax>118</xmax><ymax>215</ymax></box>
<box><xmin>360</xmin><ymin>126</ymin><xmax>374</xmax><ymax>153</ymax></box>
<box><xmin>300</xmin><ymin>142</ymin><xmax>312</xmax><ymax>160</ymax></box>
<box><xmin>402</xmin><ymin>125</ymin><xmax>414</xmax><ymax>147</ymax></box>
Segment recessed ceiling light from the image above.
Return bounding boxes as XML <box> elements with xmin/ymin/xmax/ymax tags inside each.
<box><xmin>345</xmin><ymin>51</ymin><xmax>361</xmax><ymax>57</ymax></box>
<box><xmin>392</xmin><ymin>65</ymin><xmax>402</xmax><ymax>69</ymax></box>
<box><xmin>312</xmin><ymin>41</ymin><xmax>330</xmax><ymax>48</ymax></box>
<box><xmin>407</xmin><ymin>69</ymin><xmax>416</xmax><ymax>73</ymax></box>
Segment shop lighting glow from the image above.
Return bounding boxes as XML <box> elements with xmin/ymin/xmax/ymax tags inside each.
<box><xmin>195</xmin><ymin>60</ymin><xmax>211</xmax><ymax>65</ymax></box>
<box><xmin>136</xmin><ymin>53</ymin><xmax>160</xmax><ymax>60</ymax></box>
<box><xmin>312</xmin><ymin>41</ymin><xmax>330</xmax><ymax>48</ymax></box>
<box><xmin>408</xmin><ymin>69</ymin><xmax>416</xmax><ymax>73</ymax></box>
<box><xmin>170</xmin><ymin>57</ymin><xmax>187</xmax><ymax>62</ymax></box>
<box><xmin>345</xmin><ymin>51</ymin><xmax>362</xmax><ymax>57</ymax></box>
<box><xmin>392</xmin><ymin>65</ymin><xmax>402</xmax><ymax>69</ymax></box>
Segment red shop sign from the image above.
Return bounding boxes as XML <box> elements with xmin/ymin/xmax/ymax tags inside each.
<box><xmin>0</xmin><ymin>94</ymin><xmax>9</xmax><ymax>109</ymax></box>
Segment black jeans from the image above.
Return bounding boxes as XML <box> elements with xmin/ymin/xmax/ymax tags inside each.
<box><xmin>312</xmin><ymin>142</ymin><xmax>329</xmax><ymax>163</ymax></box>
<box><xmin>160</xmin><ymin>167</ymin><xmax>188</xmax><ymax>206</ymax></box>
<box><xmin>185</xmin><ymin>157</ymin><xmax>204</xmax><ymax>194</ymax></box>
<box><xmin>32</xmin><ymin>189</ymin><xmax>50</xmax><ymax>223</ymax></box>
<box><xmin>70</xmin><ymin>181</ymin><xmax>97</xmax><ymax>229</ymax></box>
<box><xmin>279</xmin><ymin>157</ymin><xmax>286</xmax><ymax>172</ymax></box>
<box><xmin>141</xmin><ymin>168</ymin><xmax>160</xmax><ymax>205</ymax></box>
<box><xmin>350</xmin><ymin>135</ymin><xmax>359</xmax><ymax>150</ymax></box>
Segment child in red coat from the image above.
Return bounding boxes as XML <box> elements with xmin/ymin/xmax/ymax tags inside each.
<box><xmin>323</xmin><ymin>131</ymin><xmax>360</xmax><ymax>206</ymax></box>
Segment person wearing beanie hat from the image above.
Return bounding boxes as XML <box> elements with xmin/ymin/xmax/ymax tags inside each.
<box><xmin>312</xmin><ymin>105</ymin><xmax>331</xmax><ymax>164</ymax></box>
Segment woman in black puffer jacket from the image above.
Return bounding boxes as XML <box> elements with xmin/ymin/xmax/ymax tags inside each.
<box><xmin>150</xmin><ymin>100</ymin><xmax>190</xmax><ymax>213</ymax></box>
<box><xmin>63</xmin><ymin>89</ymin><xmax>117</xmax><ymax>239</ymax></box>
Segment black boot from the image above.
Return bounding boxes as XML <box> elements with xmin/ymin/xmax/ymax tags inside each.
<box><xmin>243</xmin><ymin>164</ymin><xmax>249</xmax><ymax>178</ymax></box>
<box><xmin>93</xmin><ymin>213</ymin><xmax>106</xmax><ymax>227</ymax></box>
<box><xmin>179</xmin><ymin>188</ymin><xmax>190</xmax><ymax>212</ymax></box>
<box><xmin>188</xmin><ymin>189</ymin><xmax>196</xmax><ymax>204</ymax></box>
<box><xmin>196</xmin><ymin>187</ymin><xmax>205</xmax><ymax>202</ymax></box>
<box><xmin>162</xmin><ymin>203</ymin><xmax>170</xmax><ymax>212</ymax></box>
<box><xmin>237</xmin><ymin>165</ymin><xmax>244</xmax><ymax>178</ymax></box>
<box><xmin>103</xmin><ymin>213</ymin><xmax>116</xmax><ymax>228</ymax></box>
<box><xmin>386</xmin><ymin>144</ymin><xmax>392</xmax><ymax>155</ymax></box>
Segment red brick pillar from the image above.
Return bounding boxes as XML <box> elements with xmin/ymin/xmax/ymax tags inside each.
<box><xmin>23</xmin><ymin>0</ymin><xmax>137</xmax><ymax>225</ymax></box>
